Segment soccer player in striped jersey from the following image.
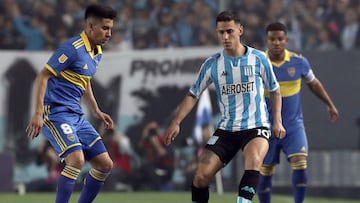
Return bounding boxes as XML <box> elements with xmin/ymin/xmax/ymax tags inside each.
<box><xmin>26</xmin><ymin>4</ymin><xmax>117</xmax><ymax>203</ymax></box>
<box><xmin>257</xmin><ymin>22</ymin><xmax>339</xmax><ymax>203</ymax></box>
<box><xmin>164</xmin><ymin>11</ymin><xmax>285</xmax><ymax>203</ymax></box>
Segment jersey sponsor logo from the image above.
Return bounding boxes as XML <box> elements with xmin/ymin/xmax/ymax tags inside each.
<box><xmin>287</xmin><ymin>67</ymin><xmax>296</xmax><ymax>77</ymax></box>
<box><xmin>58</xmin><ymin>54</ymin><xmax>68</xmax><ymax>64</ymax></box>
<box><xmin>221</xmin><ymin>82</ymin><xmax>254</xmax><ymax>95</ymax></box>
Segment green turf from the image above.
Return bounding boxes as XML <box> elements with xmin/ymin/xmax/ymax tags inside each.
<box><xmin>0</xmin><ymin>192</ymin><xmax>358</xmax><ymax>203</ymax></box>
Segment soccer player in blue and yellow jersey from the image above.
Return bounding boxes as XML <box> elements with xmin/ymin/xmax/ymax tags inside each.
<box><xmin>258</xmin><ymin>22</ymin><xmax>339</xmax><ymax>203</ymax></box>
<box><xmin>26</xmin><ymin>4</ymin><xmax>117</xmax><ymax>203</ymax></box>
<box><xmin>164</xmin><ymin>11</ymin><xmax>285</xmax><ymax>203</ymax></box>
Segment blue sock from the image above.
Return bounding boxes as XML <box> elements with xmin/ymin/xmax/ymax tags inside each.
<box><xmin>292</xmin><ymin>169</ymin><xmax>308</xmax><ymax>203</ymax></box>
<box><xmin>78</xmin><ymin>168</ymin><xmax>109</xmax><ymax>203</ymax></box>
<box><xmin>56</xmin><ymin>165</ymin><xmax>80</xmax><ymax>203</ymax></box>
<box><xmin>257</xmin><ymin>175</ymin><xmax>272</xmax><ymax>203</ymax></box>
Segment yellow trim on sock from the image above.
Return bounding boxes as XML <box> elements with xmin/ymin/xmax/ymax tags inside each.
<box><xmin>61</xmin><ymin>165</ymin><xmax>81</xmax><ymax>180</ymax></box>
<box><xmin>291</xmin><ymin>160</ymin><xmax>307</xmax><ymax>170</ymax></box>
<box><xmin>260</xmin><ymin>165</ymin><xmax>276</xmax><ymax>176</ymax></box>
<box><xmin>89</xmin><ymin>168</ymin><xmax>110</xmax><ymax>182</ymax></box>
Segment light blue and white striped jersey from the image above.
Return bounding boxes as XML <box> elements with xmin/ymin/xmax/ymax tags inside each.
<box><xmin>189</xmin><ymin>46</ymin><xmax>279</xmax><ymax>132</ymax></box>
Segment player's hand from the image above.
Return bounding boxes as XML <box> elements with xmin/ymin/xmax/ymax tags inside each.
<box><xmin>100</xmin><ymin>112</ymin><xmax>114</xmax><ymax>129</ymax></box>
<box><xmin>163</xmin><ymin>121</ymin><xmax>180</xmax><ymax>146</ymax></box>
<box><xmin>272</xmin><ymin>121</ymin><xmax>286</xmax><ymax>139</ymax></box>
<box><xmin>328</xmin><ymin>106</ymin><xmax>339</xmax><ymax>122</ymax></box>
<box><xmin>26</xmin><ymin>113</ymin><xmax>43</xmax><ymax>139</ymax></box>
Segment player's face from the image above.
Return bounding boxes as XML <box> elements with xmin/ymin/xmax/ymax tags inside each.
<box><xmin>266</xmin><ymin>30</ymin><xmax>288</xmax><ymax>55</ymax></box>
<box><xmin>216</xmin><ymin>20</ymin><xmax>243</xmax><ymax>51</ymax></box>
<box><xmin>89</xmin><ymin>18</ymin><xmax>114</xmax><ymax>46</ymax></box>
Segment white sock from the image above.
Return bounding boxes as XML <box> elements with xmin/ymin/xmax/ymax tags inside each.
<box><xmin>237</xmin><ymin>196</ymin><xmax>252</xmax><ymax>203</ymax></box>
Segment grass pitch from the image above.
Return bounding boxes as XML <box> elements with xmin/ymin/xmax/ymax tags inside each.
<box><xmin>0</xmin><ymin>192</ymin><xmax>359</xmax><ymax>203</ymax></box>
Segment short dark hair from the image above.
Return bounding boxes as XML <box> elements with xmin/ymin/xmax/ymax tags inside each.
<box><xmin>266</xmin><ymin>22</ymin><xmax>287</xmax><ymax>34</ymax></box>
<box><xmin>216</xmin><ymin>10</ymin><xmax>241</xmax><ymax>25</ymax></box>
<box><xmin>85</xmin><ymin>4</ymin><xmax>117</xmax><ymax>20</ymax></box>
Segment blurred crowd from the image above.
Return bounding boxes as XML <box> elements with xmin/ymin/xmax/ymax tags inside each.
<box><xmin>1</xmin><ymin>0</ymin><xmax>360</xmax><ymax>51</ymax></box>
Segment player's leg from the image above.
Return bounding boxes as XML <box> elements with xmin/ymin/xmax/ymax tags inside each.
<box><xmin>78</xmin><ymin>150</ymin><xmax>113</xmax><ymax>203</ymax></box>
<box><xmin>192</xmin><ymin>129</ymin><xmax>238</xmax><ymax>203</ymax></box>
<box><xmin>44</xmin><ymin>147</ymin><xmax>84</xmax><ymax>202</ymax></box>
<box><xmin>192</xmin><ymin>149</ymin><xmax>223</xmax><ymax>203</ymax></box>
<box><xmin>240</xmin><ymin>128</ymin><xmax>270</xmax><ymax>203</ymax></box>
<box><xmin>42</xmin><ymin>112</ymin><xmax>85</xmax><ymax>203</ymax></box>
<box><xmin>290</xmin><ymin>155</ymin><xmax>307</xmax><ymax>203</ymax></box>
<box><xmin>56</xmin><ymin>150</ymin><xmax>85</xmax><ymax>203</ymax></box>
<box><xmin>258</xmin><ymin>138</ymin><xmax>280</xmax><ymax>203</ymax></box>
<box><xmin>77</xmin><ymin>119</ymin><xmax>113</xmax><ymax>203</ymax></box>
<box><xmin>283</xmin><ymin>125</ymin><xmax>308</xmax><ymax>203</ymax></box>
<box><xmin>258</xmin><ymin>165</ymin><xmax>276</xmax><ymax>203</ymax></box>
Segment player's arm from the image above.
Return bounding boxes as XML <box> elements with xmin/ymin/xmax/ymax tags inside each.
<box><xmin>33</xmin><ymin>68</ymin><xmax>54</xmax><ymax>115</ymax></box>
<box><xmin>26</xmin><ymin>68</ymin><xmax>54</xmax><ymax>139</ymax></box>
<box><xmin>164</xmin><ymin>56</ymin><xmax>213</xmax><ymax>145</ymax></box>
<box><xmin>83</xmin><ymin>81</ymin><xmax>101</xmax><ymax>116</ymax></box>
<box><xmin>268</xmin><ymin>88</ymin><xmax>286</xmax><ymax>139</ymax></box>
<box><xmin>164</xmin><ymin>94</ymin><xmax>198</xmax><ymax>145</ymax></box>
<box><xmin>261</xmin><ymin>55</ymin><xmax>286</xmax><ymax>138</ymax></box>
<box><xmin>307</xmin><ymin>78</ymin><xmax>339</xmax><ymax>122</ymax></box>
<box><xmin>83</xmin><ymin>81</ymin><xmax>114</xmax><ymax>129</ymax></box>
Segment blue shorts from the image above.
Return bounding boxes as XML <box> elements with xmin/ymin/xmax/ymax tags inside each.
<box><xmin>263</xmin><ymin>123</ymin><xmax>308</xmax><ymax>165</ymax></box>
<box><xmin>42</xmin><ymin>110</ymin><xmax>107</xmax><ymax>161</ymax></box>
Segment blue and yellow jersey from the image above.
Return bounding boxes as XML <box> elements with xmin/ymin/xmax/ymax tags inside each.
<box><xmin>44</xmin><ymin>31</ymin><xmax>103</xmax><ymax>114</ymax></box>
<box><xmin>265</xmin><ymin>50</ymin><xmax>315</xmax><ymax>127</ymax></box>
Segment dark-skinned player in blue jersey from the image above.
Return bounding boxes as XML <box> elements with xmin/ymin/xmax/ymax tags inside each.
<box><xmin>26</xmin><ymin>4</ymin><xmax>117</xmax><ymax>203</ymax></box>
<box><xmin>258</xmin><ymin>22</ymin><xmax>339</xmax><ymax>203</ymax></box>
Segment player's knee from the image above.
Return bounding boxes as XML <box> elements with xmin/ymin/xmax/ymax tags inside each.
<box><xmin>64</xmin><ymin>150</ymin><xmax>86</xmax><ymax>169</ymax></box>
<box><xmin>99</xmin><ymin>158</ymin><xmax>113</xmax><ymax>172</ymax></box>
<box><xmin>291</xmin><ymin>160</ymin><xmax>307</xmax><ymax>170</ymax></box>
<box><xmin>246</xmin><ymin>155</ymin><xmax>264</xmax><ymax>170</ymax></box>
<box><xmin>260</xmin><ymin>165</ymin><xmax>276</xmax><ymax>176</ymax></box>
<box><xmin>66</xmin><ymin>157</ymin><xmax>85</xmax><ymax>169</ymax></box>
<box><xmin>105</xmin><ymin>159</ymin><xmax>114</xmax><ymax>171</ymax></box>
<box><xmin>193</xmin><ymin>171</ymin><xmax>212</xmax><ymax>187</ymax></box>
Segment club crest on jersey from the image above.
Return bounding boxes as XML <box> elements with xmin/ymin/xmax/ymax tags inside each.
<box><xmin>58</xmin><ymin>54</ymin><xmax>68</xmax><ymax>64</ymax></box>
<box><xmin>287</xmin><ymin>67</ymin><xmax>296</xmax><ymax>77</ymax></box>
<box><xmin>243</xmin><ymin>65</ymin><xmax>254</xmax><ymax>76</ymax></box>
